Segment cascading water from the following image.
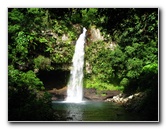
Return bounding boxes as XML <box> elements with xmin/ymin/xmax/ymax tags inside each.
<box><xmin>66</xmin><ymin>27</ymin><xmax>87</xmax><ymax>102</ymax></box>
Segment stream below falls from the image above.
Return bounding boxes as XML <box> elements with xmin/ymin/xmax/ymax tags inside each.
<box><xmin>52</xmin><ymin>101</ymin><xmax>149</xmax><ymax>121</ymax></box>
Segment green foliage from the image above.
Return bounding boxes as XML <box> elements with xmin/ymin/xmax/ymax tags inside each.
<box><xmin>85</xmin><ymin>79</ymin><xmax>124</xmax><ymax>91</ymax></box>
<box><xmin>84</xmin><ymin>8</ymin><xmax>158</xmax><ymax>93</ymax></box>
<box><xmin>34</xmin><ymin>55</ymin><xmax>52</xmax><ymax>70</ymax></box>
<box><xmin>8</xmin><ymin>31</ymin><xmax>29</xmax><ymax>66</ymax></box>
<box><xmin>126</xmin><ymin>58</ymin><xmax>143</xmax><ymax>78</ymax></box>
<box><xmin>120</xmin><ymin>78</ymin><xmax>129</xmax><ymax>87</ymax></box>
<box><xmin>81</xmin><ymin>8</ymin><xmax>98</xmax><ymax>26</ymax></box>
<box><xmin>8</xmin><ymin>65</ymin><xmax>56</xmax><ymax>121</ymax></box>
<box><xmin>143</xmin><ymin>63</ymin><xmax>158</xmax><ymax>74</ymax></box>
<box><xmin>8</xmin><ymin>65</ymin><xmax>44</xmax><ymax>90</ymax></box>
<box><xmin>8</xmin><ymin>8</ymin><xmax>24</xmax><ymax>33</ymax></box>
<box><xmin>8</xmin><ymin>8</ymin><xmax>158</xmax><ymax>87</ymax></box>
<box><xmin>8</xmin><ymin>8</ymin><xmax>77</xmax><ymax>72</ymax></box>
<box><xmin>39</xmin><ymin>37</ymin><xmax>48</xmax><ymax>43</ymax></box>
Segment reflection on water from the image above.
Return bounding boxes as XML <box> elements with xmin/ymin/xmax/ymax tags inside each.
<box><xmin>66</xmin><ymin>103</ymin><xmax>83</xmax><ymax>121</ymax></box>
<box><xmin>52</xmin><ymin>101</ymin><xmax>148</xmax><ymax>121</ymax></box>
<box><xmin>52</xmin><ymin>101</ymin><xmax>86</xmax><ymax>121</ymax></box>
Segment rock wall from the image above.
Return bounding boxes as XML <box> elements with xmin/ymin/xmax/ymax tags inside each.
<box><xmin>86</xmin><ymin>26</ymin><xmax>104</xmax><ymax>44</ymax></box>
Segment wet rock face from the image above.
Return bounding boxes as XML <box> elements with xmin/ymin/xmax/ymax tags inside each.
<box><xmin>48</xmin><ymin>86</ymin><xmax>67</xmax><ymax>95</ymax></box>
<box><xmin>85</xmin><ymin>61</ymin><xmax>92</xmax><ymax>74</ymax></box>
<box><xmin>88</xmin><ymin>28</ymin><xmax>104</xmax><ymax>42</ymax></box>
<box><xmin>48</xmin><ymin>87</ymin><xmax>121</xmax><ymax>101</ymax></box>
<box><xmin>84</xmin><ymin>88</ymin><xmax>121</xmax><ymax>101</ymax></box>
<box><xmin>48</xmin><ymin>86</ymin><xmax>67</xmax><ymax>101</ymax></box>
<box><xmin>86</xmin><ymin>27</ymin><xmax>104</xmax><ymax>45</ymax></box>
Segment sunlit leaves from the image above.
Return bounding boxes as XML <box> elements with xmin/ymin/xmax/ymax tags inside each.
<box><xmin>85</xmin><ymin>79</ymin><xmax>124</xmax><ymax>91</ymax></box>
<box><xmin>142</xmin><ymin>63</ymin><xmax>158</xmax><ymax>74</ymax></box>
<box><xmin>27</xmin><ymin>8</ymin><xmax>44</xmax><ymax>15</ymax></box>
<box><xmin>8</xmin><ymin>24</ymin><xmax>21</xmax><ymax>33</ymax></box>
<box><xmin>8</xmin><ymin>8</ymin><xmax>24</xmax><ymax>22</ymax></box>
<box><xmin>39</xmin><ymin>37</ymin><xmax>48</xmax><ymax>43</ymax></box>
<box><xmin>8</xmin><ymin>31</ymin><xmax>29</xmax><ymax>66</ymax></box>
<box><xmin>8</xmin><ymin>65</ymin><xmax>44</xmax><ymax>90</ymax></box>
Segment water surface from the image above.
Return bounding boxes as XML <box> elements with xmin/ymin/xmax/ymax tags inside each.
<box><xmin>52</xmin><ymin>101</ymin><xmax>147</xmax><ymax>121</ymax></box>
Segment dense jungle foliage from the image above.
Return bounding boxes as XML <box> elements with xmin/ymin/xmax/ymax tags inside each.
<box><xmin>8</xmin><ymin>8</ymin><xmax>158</xmax><ymax>121</ymax></box>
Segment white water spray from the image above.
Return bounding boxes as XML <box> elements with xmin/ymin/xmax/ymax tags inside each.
<box><xmin>66</xmin><ymin>27</ymin><xmax>87</xmax><ymax>102</ymax></box>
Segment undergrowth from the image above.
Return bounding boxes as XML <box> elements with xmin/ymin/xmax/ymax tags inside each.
<box><xmin>84</xmin><ymin>79</ymin><xmax>124</xmax><ymax>91</ymax></box>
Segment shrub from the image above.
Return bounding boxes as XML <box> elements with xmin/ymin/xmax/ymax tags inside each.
<box><xmin>8</xmin><ymin>65</ymin><xmax>56</xmax><ymax>121</ymax></box>
<box><xmin>120</xmin><ymin>78</ymin><xmax>129</xmax><ymax>87</ymax></box>
<box><xmin>8</xmin><ymin>65</ymin><xmax>45</xmax><ymax>90</ymax></box>
<box><xmin>34</xmin><ymin>55</ymin><xmax>52</xmax><ymax>70</ymax></box>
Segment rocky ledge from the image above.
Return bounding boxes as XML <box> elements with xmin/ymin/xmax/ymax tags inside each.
<box><xmin>105</xmin><ymin>92</ymin><xmax>148</xmax><ymax>112</ymax></box>
<box><xmin>105</xmin><ymin>92</ymin><xmax>144</xmax><ymax>103</ymax></box>
<box><xmin>47</xmin><ymin>87</ymin><xmax>121</xmax><ymax>101</ymax></box>
<box><xmin>84</xmin><ymin>88</ymin><xmax>121</xmax><ymax>101</ymax></box>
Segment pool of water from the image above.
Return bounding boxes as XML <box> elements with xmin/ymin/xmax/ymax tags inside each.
<box><xmin>52</xmin><ymin>101</ymin><xmax>147</xmax><ymax>121</ymax></box>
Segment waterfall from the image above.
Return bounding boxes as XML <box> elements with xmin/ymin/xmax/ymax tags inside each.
<box><xmin>66</xmin><ymin>27</ymin><xmax>87</xmax><ymax>102</ymax></box>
